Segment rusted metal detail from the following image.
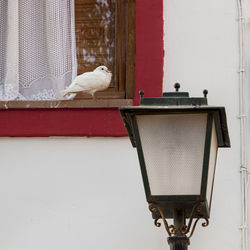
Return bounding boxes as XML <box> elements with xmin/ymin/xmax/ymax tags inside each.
<box><xmin>188</xmin><ymin>217</ymin><xmax>209</xmax><ymax>238</ymax></box>
<box><xmin>154</xmin><ymin>218</ymin><xmax>161</xmax><ymax>227</ymax></box>
<box><xmin>179</xmin><ymin>202</ymin><xmax>209</xmax><ymax>238</ymax></box>
<box><xmin>148</xmin><ymin>202</ymin><xmax>209</xmax><ymax>239</ymax></box>
<box><xmin>149</xmin><ymin>203</ymin><xmax>173</xmax><ymax>236</ymax></box>
<box><xmin>182</xmin><ymin>202</ymin><xmax>203</xmax><ymax>235</ymax></box>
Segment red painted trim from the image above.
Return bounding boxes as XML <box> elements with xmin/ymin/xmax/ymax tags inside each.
<box><xmin>0</xmin><ymin>109</ymin><xmax>127</xmax><ymax>137</ymax></box>
<box><xmin>0</xmin><ymin>0</ymin><xmax>163</xmax><ymax>137</ymax></box>
<box><xmin>134</xmin><ymin>0</ymin><xmax>164</xmax><ymax>105</ymax></box>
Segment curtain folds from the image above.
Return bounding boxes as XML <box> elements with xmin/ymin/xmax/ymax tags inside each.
<box><xmin>0</xmin><ymin>0</ymin><xmax>77</xmax><ymax>100</ymax></box>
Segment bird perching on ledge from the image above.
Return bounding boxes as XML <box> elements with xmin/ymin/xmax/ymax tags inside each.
<box><xmin>62</xmin><ymin>66</ymin><xmax>112</xmax><ymax>99</ymax></box>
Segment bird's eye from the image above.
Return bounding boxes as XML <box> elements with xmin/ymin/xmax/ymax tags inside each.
<box><xmin>101</xmin><ymin>68</ymin><xmax>104</xmax><ymax>70</ymax></box>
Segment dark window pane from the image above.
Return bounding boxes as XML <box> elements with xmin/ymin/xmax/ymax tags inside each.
<box><xmin>75</xmin><ymin>0</ymin><xmax>115</xmax><ymax>87</ymax></box>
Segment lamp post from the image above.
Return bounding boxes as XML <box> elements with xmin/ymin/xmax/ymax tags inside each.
<box><xmin>119</xmin><ymin>84</ymin><xmax>230</xmax><ymax>250</ymax></box>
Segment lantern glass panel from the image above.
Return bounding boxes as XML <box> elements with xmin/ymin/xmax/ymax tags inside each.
<box><xmin>136</xmin><ymin>113</ymin><xmax>207</xmax><ymax>196</ymax></box>
<box><xmin>206</xmin><ymin>120</ymin><xmax>218</xmax><ymax>207</ymax></box>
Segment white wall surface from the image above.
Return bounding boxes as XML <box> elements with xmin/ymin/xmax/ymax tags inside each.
<box><xmin>164</xmin><ymin>0</ymin><xmax>243</xmax><ymax>250</ymax></box>
<box><xmin>0</xmin><ymin>138</ymin><xmax>166</xmax><ymax>250</ymax></box>
<box><xmin>0</xmin><ymin>0</ymin><xmax>247</xmax><ymax>250</ymax></box>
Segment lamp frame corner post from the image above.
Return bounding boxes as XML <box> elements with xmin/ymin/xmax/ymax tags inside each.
<box><xmin>119</xmin><ymin>83</ymin><xmax>230</xmax><ymax>250</ymax></box>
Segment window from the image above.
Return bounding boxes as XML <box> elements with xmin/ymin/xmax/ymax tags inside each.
<box><xmin>0</xmin><ymin>0</ymin><xmax>135</xmax><ymax>105</ymax></box>
<box><xmin>0</xmin><ymin>0</ymin><xmax>163</xmax><ymax>136</ymax></box>
<box><xmin>75</xmin><ymin>0</ymin><xmax>136</xmax><ymax>101</ymax></box>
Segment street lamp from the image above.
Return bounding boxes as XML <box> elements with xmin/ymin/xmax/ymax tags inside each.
<box><xmin>119</xmin><ymin>84</ymin><xmax>230</xmax><ymax>250</ymax></box>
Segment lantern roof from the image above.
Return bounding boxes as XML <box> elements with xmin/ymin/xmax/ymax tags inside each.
<box><xmin>120</xmin><ymin>84</ymin><xmax>230</xmax><ymax>148</ymax></box>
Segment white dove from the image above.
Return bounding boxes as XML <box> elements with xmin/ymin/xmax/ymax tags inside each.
<box><xmin>62</xmin><ymin>66</ymin><xmax>112</xmax><ymax>99</ymax></box>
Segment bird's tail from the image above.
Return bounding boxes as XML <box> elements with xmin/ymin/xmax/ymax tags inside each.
<box><xmin>60</xmin><ymin>89</ymin><xmax>76</xmax><ymax>100</ymax></box>
<box><xmin>61</xmin><ymin>89</ymin><xmax>69</xmax><ymax>97</ymax></box>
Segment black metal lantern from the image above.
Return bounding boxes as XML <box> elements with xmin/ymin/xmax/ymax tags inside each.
<box><xmin>119</xmin><ymin>84</ymin><xmax>230</xmax><ymax>249</ymax></box>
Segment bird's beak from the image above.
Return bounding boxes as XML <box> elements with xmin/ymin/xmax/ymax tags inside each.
<box><xmin>107</xmin><ymin>70</ymin><xmax>112</xmax><ymax>73</ymax></box>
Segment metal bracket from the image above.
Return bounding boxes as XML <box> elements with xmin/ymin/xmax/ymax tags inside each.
<box><xmin>148</xmin><ymin>203</ymin><xmax>209</xmax><ymax>238</ymax></box>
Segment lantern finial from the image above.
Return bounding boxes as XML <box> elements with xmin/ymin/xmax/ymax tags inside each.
<box><xmin>139</xmin><ymin>90</ymin><xmax>144</xmax><ymax>102</ymax></box>
<box><xmin>203</xmin><ymin>89</ymin><xmax>208</xmax><ymax>98</ymax></box>
<box><xmin>174</xmin><ymin>83</ymin><xmax>181</xmax><ymax>92</ymax></box>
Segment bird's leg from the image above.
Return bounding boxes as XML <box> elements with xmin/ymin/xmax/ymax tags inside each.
<box><xmin>92</xmin><ymin>93</ymin><xmax>96</xmax><ymax>100</ymax></box>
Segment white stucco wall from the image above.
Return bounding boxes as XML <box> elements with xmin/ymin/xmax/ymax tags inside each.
<box><xmin>0</xmin><ymin>0</ymin><xmax>247</xmax><ymax>250</ymax></box>
<box><xmin>0</xmin><ymin>138</ymin><xmax>166</xmax><ymax>250</ymax></box>
<box><xmin>164</xmin><ymin>0</ymin><xmax>243</xmax><ymax>250</ymax></box>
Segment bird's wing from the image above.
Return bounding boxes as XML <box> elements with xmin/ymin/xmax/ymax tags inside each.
<box><xmin>70</xmin><ymin>72</ymin><xmax>105</xmax><ymax>91</ymax></box>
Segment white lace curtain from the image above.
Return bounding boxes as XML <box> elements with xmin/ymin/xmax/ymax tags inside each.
<box><xmin>0</xmin><ymin>0</ymin><xmax>77</xmax><ymax>100</ymax></box>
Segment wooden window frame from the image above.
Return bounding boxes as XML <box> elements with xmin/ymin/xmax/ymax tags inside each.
<box><xmin>0</xmin><ymin>0</ymin><xmax>163</xmax><ymax>137</ymax></box>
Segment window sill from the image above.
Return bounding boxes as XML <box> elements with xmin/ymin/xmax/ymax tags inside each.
<box><xmin>0</xmin><ymin>99</ymin><xmax>133</xmax><ymax>109</ymax></box>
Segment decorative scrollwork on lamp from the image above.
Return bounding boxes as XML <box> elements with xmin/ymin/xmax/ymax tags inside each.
<box><xmin>149</xmin><ymin>202</ymin><xmax>209</xmax><ymax>238</ymax></box>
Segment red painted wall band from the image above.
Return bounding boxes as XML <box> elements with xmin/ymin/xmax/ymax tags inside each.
<box><xmin>134</xmin><ymin>0</ymin><xmax>164</xmax><ymax>105</ymax></box>
<box><xmin>0</xmin><ymin>0</ymin><xmax>163</xmax><ymax>137</ymax></box>
<box><xmin>0</xmin><ymin>109</ymin><xmax>127</xmax><ymax>137</ymax></box>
